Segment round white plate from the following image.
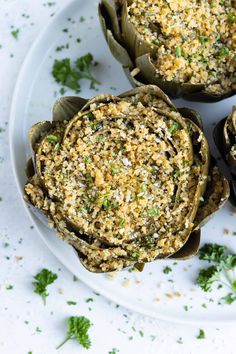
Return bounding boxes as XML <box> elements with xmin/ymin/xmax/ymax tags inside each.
<box><xmin>10</xmin><ymin>0</ymin><xmax>236</xmax><ymax>324</ymax></box>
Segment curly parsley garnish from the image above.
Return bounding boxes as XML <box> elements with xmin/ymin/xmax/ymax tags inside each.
<box><xmin>196</xmin><ymin>243</ymin><xmax>236</xmax><ymax>304</ymax></box>
<box><xmin>56</xmin><ymin>316</ymin><xmax>92</xmax><ymax>350</ymax></box>
<box><xmin>32</xmin><ymin>269</ymin><xmax>58</xmax><ymax>305</ymax></box>
<box><xmin>52</xmin><ymin>53</ymin><xmax>100</xmax><ymax>92</ymax></box>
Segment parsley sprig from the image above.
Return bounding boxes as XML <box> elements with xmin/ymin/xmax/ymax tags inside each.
<box><xmin>56</xmin><ymin>316</ymin><xmax>92</xmax><ymax>350</ymax></box>
<box><xmin>52</xmin><ymin>53</ymin><xmax>100</xmax><ymax>92</ymax></box>
<box><xmin>196</xmin><ymin>243</ymin><xmax>236</xmax><ymax>304</ymax></box>
<box><xmin>32</xmin><ymin>269</ymin><xmax>58</xmax><ymax>305</ymax></box>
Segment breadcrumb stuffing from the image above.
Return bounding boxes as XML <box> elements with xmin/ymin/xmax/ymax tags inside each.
<box><xmin>127</xmin><ymin>0</ymin><xmax>236</xmax><ymax>94</ymax></box>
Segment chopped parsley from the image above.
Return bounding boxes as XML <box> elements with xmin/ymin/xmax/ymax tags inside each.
<box><xmin>219</xmin><ymin>46</ymin><xmax>229</xmax><ymax>57</ymax></box>
<box><xmin>52</xmin><ymin>53</ymin><xmax>100</xmax><ymax>92</ymax></box>
<box><xmin>169</xmin><ymin>121</ymin><xmax>182</xmax><ymax>133</ymax></box>
<box><xmin>220</xmin><ymin>293</ymin><xmax>236</xmax><ymax>304</ymax></box>
<box><xmin>199</xmin><ymin>36</ymin><xmax>208</xmax><ymax>45</ymax></box>
<box><xmin>173</xmin><ymin>168</ymin><xmax>181</xmax><ymax>179</ymax></box>
<box><xmin>6</xmin><ymin>285</ymin><xmax>13</xmax><ymax>290</ymax></box>
<box><xmin>108</xmin><ymin>349</ymin><xmax>119</xmax><ymax>354</ymax></box>
<box><xmin>139</xmin><ymin>330</ymin><xmax>144</xmax><ymax>337</ymax></box>
<box><xmin>175</xmin><ymin>46</ymin><xmax>182</xmax><ymax>57</ymax></box>
<box><xmin>67</xmin><ymin>301</ymin><xmax>77</xmax><ymax>305</ymax></box>
<box><xmin>47</xmin><ymin>134</ymin><xmax>58</xmax><ymax>143</ymax></box>
<box><xmin>11</xmin><ymin>28</ymin><xmax>20</xmax><ymax>39</ymax></box>
<box><xmin>119</xmin><ymin>217</ymin><xmax>126</xmax><ymax>228</ymax></box>
<box><xmin>32</xmin><ymin>269</ymin><xmax>58</xmax><ymax>305</ymax></box>
<box><xmin>56</xmin><ymin>316</ymin><xmax>92</xmax><ymax>349</ymax></box>
<box><xmin>148</xmin><ymin>207</ymin><xmax>160</xmax><ymax>217</ymax></box>
<box><xmin>196</xmin><ymin>243</ymin><xmax>236</xmax><ymax>304</ymax></box>
<box><xmin>73</xmin><ymin>275</ymin><xmax>78</xmax><ymax>282</ymax></box>
<box><xmin>97</xmin><ymin>135</ymin><xmax>105</xmax><ymax>144</ymax></box>
<box><xmin>163</xmin><ymin>266</ymin><xmax>172</xmax><ymax>274</ymax></box>
<box><xmin>102</xmin><ymin>198</ymin><xmax>117</xmax><ymax>212</ymax></box>
<box><xmin>196</xmin><ymin>329</ymin><xmax>205</xmax><ymax>339</ymax></box>
<box><xmin>111</xmin><ymin>166</ymin><xmax>120</xmax><ymax>175</ymax></box>
<box><xmin>228</xmin><ymin>13</ymin><xmax>235</xmax><ymax>25</ymax></box>
<box><xmin>130</xmin><ymin>251</ymin><xmax>140</xmax><ymax>261</ymax></box>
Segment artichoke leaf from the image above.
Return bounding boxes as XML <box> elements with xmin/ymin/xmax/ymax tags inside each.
<box><xmin>121</xmin><ymin>2</ymin><xmax>157</xmax><ymax>59</ymax></box>
<box><xmin>99</xmin><ymin>0</ymin><xmax>122</xmax><ymax>41</ymax></box>
<box><xmin>194</xmin><ymin>164</ymin><xmax>230</xmax><ymax>228</ymax></box>
<box><xmin>214</xmin><ymin>106</ymin><xmax>236</xmax><ymax>206</ymax></box>
<box><xmin>136</xmin><ymin>54</ymin><xmax>205</xmax><ymax>98</ymax></box>
<box><xmin>53</xmin><ymin>96</ymin><xmax>88</xmax><ymax>122</ymax></box>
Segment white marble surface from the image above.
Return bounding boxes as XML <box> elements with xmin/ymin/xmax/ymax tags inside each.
<box><xmin>0</xmin><ymin>1</ymin><xmax>236</xmax><ymax>353</ymax></box>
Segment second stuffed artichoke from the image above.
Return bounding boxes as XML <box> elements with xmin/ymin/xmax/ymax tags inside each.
<box><xmin>99</xmin><ymin>0</ymin><xmax>236</xmax><ymax>101</ymax></box>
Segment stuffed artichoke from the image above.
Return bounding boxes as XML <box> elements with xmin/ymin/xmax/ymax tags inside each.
<box><xmin>99</xmin><ymin>0</ymin><xmax>236</xmax><ymax>101</ymax></box>
<box><xmin>24</xmin><ymin>86</ymin><xmax>229</xmax><ymax>272</ymax></box>
<box><xmin>214</xmin><ymin>106</ymin><xmax>236</xmax><ymax>206</ymax></box>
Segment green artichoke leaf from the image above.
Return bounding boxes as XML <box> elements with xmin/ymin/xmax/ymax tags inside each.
<box><xmin>135</xmin><ymin>54</ymin><xmax>206</xmax><ymax>98</ymax></box>
<box><xmin>214</xmin><ymin>106</ymin><xmax>236</xmax><ymax>206</ymax></box>
<box><xmin>121</xmin><ymin>1</ymin><xmax>157</xmax><ymax>59</ymax></box>
<box><xmin>53</xmin><ymin>96</ymin><xmax>88</xmax><ymax>122</ymax></box>
<box><xmin>99</xmin><ymin>1</ymin><xmax>133</xmax><ymax>68</ymax></box>
<box><xmin>194</xmin><ymin>164</ymin><xmax>230</xmax><ymax>228</ymax></box>
<box><xmin>99</xmin><ymin>0</ymin><xmax>122</xmax><ymax>41</ymax></box>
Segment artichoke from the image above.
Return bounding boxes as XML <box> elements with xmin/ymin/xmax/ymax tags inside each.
<box><xmin>214</xmin><ymin>106</ymin><xmax>236</xmax><ymax>206</ymax></box>
<box><xmin>24</xmin><ymin>85</ymin><xmax>229</xmax><ymax>272</ymax></box>
<box><xmin>99</xmin><ymin>0</ymin><xmax>236</xmax><ymax>101</ymax></box>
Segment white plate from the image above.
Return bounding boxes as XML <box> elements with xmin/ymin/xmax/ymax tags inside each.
<box><xmin>9</xmin><ymin>0</ymin><xmax>236</xmax><ymax>324</ymax></box>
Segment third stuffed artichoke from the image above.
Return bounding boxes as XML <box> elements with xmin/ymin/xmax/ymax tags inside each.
<box><xmin>214</xmin><ymin>106</ymin><xmax>236</xmax><ymax>206</ymax></box>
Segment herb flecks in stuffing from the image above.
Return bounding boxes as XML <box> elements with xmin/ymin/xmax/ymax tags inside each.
<box><xmin>52</xmin><ymin>53</ymin><xmax>100</xmax><ymax>92</ymax></box>
<box><xmin>24</xmin><ymin>87</ymin><xmax>229</xmax><ymax>272</ymax></box>
<box><xmin>127</xmin><ymin>0</ymin><xmax>236</xmax><ymax>95</ymax></box>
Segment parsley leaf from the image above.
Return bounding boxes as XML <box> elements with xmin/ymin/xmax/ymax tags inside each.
<box><xmin>199</xmin><ymin>243</ymin><xmax>226</xmax><ymax>263</ymax></box>
<box><xmin>52</xmin><ymin>53</ymin><xmax>100</xmax><ymax>92</ymax></box>
<box><xmin>196</xmin><ymin>266</ymin><xmax>220</xmax><ymax>292</ymax></box>
<box><xmin>32</xmin><ymin>269</ymin><xmax>57</xmax><ymax>305</ymax></box>
<box><xmin>220</xmin><ymin>293</ymin><xmax>236</xmax><ymax>305</ymax></box>
<box><xmin>163</xmin><ymin>266</ymin><xmax>172</xmax><ymax>274</ymax></box>
<box><xmin>196</xmin><ymin>243</ymin><xmax>236</xmax><ymax>303</ymax></box>
<box><xmin>75</xmin><ymin>53</ymin><xmax>100</xmax><ymax>89</ymax></box>
<box><xmin>52</xmin><ymin>58</ymin><xmax>81</xmax><ymax>91</ymax></box>
<box><xmin>56</xmin><ymin>316</ymin><xmax>92</xmax><ymax>350</ymax></box>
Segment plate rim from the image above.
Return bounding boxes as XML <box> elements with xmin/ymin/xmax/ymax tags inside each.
<box><xmin>9</xmin><ymin>0</ymin><xmax>236</xmax><ymax>326</ymax></box>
